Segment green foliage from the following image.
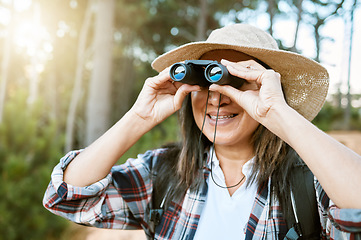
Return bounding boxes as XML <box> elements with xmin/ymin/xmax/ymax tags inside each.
<box><xmin>313</xmin><ymin>101</ymin><xmax>361</xmax><ymax>131</ymax></box>
<box><xmin>119</xmin><ymin>113</ymin><xmax>180</xmax><ymax>163</ymax></box>
<box><xmin>0</xmin><ymin>92</ymin><xmax>68</xmax><ymax>240</ymax></box>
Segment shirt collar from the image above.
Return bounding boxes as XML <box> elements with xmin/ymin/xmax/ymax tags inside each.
<box><xmin>208</xmin><ymin>146</ymin><xmax>255</xmax><ymax>179</ymax></box>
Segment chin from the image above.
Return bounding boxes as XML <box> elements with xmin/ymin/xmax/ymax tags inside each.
<box><xmin>202</xmin><ymin>124</ymin><xmax>256</xmax><ymax>147</ymax></box>
<box><xmin>204</xmin><ymin>132</ymin><xmax>238</xmax><ymax>145</ymax></box>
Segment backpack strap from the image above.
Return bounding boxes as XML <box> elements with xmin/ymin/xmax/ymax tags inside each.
<box><xmin>284</xmin><ymin>190</ymin><xmax>303</xmax><ymax>240</ymax></box>
<box><xmin>146</xmin><ymin>147</ymin><xmax>177</xmax><ymax>237</ymax></box>
<box><xmin>149</xmin><ymin>186</ymin><xmax>169</xmax><ymax>227</ymax></box>
<box><xmin>146</xmin><ymin>166</ymin><xmax>167</xmax><ymax>236</ymax></box>
<box><xmin>284</xmin><ymin>153</ymin><xmax>322</xmax><ymax>240</ymax></box>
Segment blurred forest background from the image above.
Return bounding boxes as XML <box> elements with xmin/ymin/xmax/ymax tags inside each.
<box><xmin>0</xmin><ymin>0</ymin><xmax>360</xmax><ymax>239</ymax></box>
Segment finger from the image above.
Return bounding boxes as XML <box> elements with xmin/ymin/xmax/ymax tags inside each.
<box><xmin>172</xmin><ymin>81</ymin><xmax>183</xmax><ymax>89</ymax></box>
<box><xmin>173</xmin><ymin>84</ymin><xmax>201</xmax><ymax>110</ymax></box>
<box><xmin>221</xmin><ymin>59</ymin><xmax>265</xmax><ymax>71</ymax></box>
<box><xmin>209</xmin><ymin>84</ymin><xmax>259</xmax><ymax>104</ymax></box>
<box><xmin>146</xmin><ymin>67</ymin><xmax>173</xmax><ymax>88</ymax></box>
<box><xmin>225</xmin><ymin>64</ymin><xmax>265</xmax><ymax>83</ymax></box>
<box><xmin>220</xmin><ymin>59</ymin><xmax>269</xmax><ymax>87</ymax></box>
<box><xmin>208</xmin><ymin>84</ymin><xmax>240</xmax><ymax>101</ymax></box>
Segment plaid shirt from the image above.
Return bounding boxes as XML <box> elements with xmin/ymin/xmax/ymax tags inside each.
<box><xmin>43</xmin><ymin>149</ymin><xmax>361</xmax><ymax>239</ymax></box>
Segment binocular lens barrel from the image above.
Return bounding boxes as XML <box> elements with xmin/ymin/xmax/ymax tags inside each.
<box><xmin>173</xmin><ymin>65</ymin><xmax>186</xmax><ymax>80</ymax></box>
<box><xmin>206</xmin><ymin>65</ymin><xmax>223</xmax><ymax>82</ymax></box>
<box><xmin>170</xmin><ymin>62</ymin><xmax>205</xmax><ymax>85</ymax></box>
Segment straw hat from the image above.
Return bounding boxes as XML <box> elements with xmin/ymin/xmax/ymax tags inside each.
<box><xmin>151</xmin><ymin>24</ymin><xmax>329</xmax><ymax>121</ymax></box>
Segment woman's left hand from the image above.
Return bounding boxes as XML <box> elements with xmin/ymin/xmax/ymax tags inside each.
<box><xmin>211</xmin><ymin>61</ymin><xmax>361</xmax><ymax>209</ymax></box>
<box><xmin>209</xmin><ymin>59</ymin><xmax>288</xmax><ymax>125</ymax></box>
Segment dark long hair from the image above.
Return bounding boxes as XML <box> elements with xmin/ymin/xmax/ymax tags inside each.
<box><xmin>154</xmin><ymin>93</ymin><xmax>297</xmax><ymax>212</ymax></box>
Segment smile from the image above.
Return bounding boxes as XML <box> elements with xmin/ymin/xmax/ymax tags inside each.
<box><xmin>208</xmin><ymin>114</ymin><xmax>237</xmax><ymax>120</ymax></box>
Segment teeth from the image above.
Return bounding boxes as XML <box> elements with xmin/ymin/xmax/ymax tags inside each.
<box><xmin>209</xmin><ymin>114</ymin><xmax>236</xmax><ymax>120</ymax></box>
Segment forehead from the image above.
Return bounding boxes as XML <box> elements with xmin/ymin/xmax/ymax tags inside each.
<box><xmin>200</xmin><ymin>49</ymin><xmax>255</xmax><ymax>62</ymax></box>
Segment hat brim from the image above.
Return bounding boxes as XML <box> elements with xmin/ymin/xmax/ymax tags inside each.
<box><xmin>151</xmin><ymin>42</ymin><xmax>329</xmax><ymax>121</ymax></box>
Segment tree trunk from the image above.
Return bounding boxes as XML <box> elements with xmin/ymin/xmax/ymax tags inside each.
<box><xmin>116</xmin><ymin>57</ymin><xmax>136</xmax><ymax>118</ymax></box>
<box><xmin>344</xmin><ymin>0</ymin><xmax>357</xmax><ymax>130</ymax></box>
<box><xmin>196</xmin><ymin>0</ymin><xmax>208</xmax><ymax>41</ymax></box>
<box><xmin>65</xmin><ymin>1</ymin><xmax>93</xmax><ymax>151</ymax></box>
<box><xmin>85</xmin><ymin>0</ymin><xmax>115</xmax><ymax>145</ymax></box>
<box><xmin>27</xmin><ymin>2</ymin><xmax>42</xmax><ymax>106</ymax></box>
<box><xmin>0</xmin><ymin>3</ymin><xmax>14</xmax><ymax>123</ymax></box>
<box><xmin>313</xmin><ymin>17</ymin><xmax>323</xmax><ymax>63</ymax></box>
<box><xmin>0</xmin><ymin>31</ymin><xmax>11</xmax><ymax>124</ymax></box>
<box><xmin>267</xmin><ymin>0</ymin><xmax>277</xmax><ymax>36</ymax></box>
<box><xmin>291</xmin><ymin>0</ymin><xmax>304</xmax><ymax>52</ymax></box>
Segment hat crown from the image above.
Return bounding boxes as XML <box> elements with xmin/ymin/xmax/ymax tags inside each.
<box><xmin>151</xmin><ymin>23</ymin><xmax>329</xmax><ymax>121</ymax></box>
<box><xmin>207</xmin><ymin>24</ymin><xmax>279</xmax><ymax>50</ymax></box>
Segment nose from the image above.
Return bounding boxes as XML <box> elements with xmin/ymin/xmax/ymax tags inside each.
<box><xmin>208</xmin><ymin>91</ymin><xmax>231</xmax><ymax>106</ymax></box>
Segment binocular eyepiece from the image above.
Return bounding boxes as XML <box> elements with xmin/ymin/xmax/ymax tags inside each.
<box><xmin>169</xmin><ymin>60</ymin><xmax>245</xmax><ymax>88</ymax></box>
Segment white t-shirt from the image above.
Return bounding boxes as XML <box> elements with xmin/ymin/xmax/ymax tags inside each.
<box><xmin>193</xmin><ymin>151</ymin><xmax>258</xmax><ymax>240</ymax></box>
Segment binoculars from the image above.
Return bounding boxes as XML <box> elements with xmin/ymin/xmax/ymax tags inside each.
<box><xmin>169</xmin><ymin>60</ymin><xmax>245</xmax><ymax>88</ymax></box>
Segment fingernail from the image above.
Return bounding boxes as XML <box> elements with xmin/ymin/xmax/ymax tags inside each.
<box><xmin>208</xmin><ymin>84</ymin><xmax>216</xmax><ymax>90</ymax></box>
<box><xmin>222</xmin><ymin>59</ymin><xmax>235</xmax><ymax>64</ymax></box>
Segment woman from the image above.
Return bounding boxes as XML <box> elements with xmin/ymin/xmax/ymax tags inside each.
<box><xmin>43</xmin><ymin>24</ymin><xmax>361</xmax><ymax>239</ymax></box>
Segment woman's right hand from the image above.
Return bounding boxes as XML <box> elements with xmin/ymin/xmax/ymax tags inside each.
<box><xmin>130</xmin><ymin>67</ymin><xmax>201</xmax><ymax>126</ymax></box>
<box><xmin>64</xmin><ymin>68</ymin><xmax>200</xmax><ymax>187</ymax></box>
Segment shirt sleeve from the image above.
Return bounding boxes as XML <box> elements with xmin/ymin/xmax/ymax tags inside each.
<box><xmin>315</xmin><ymin>178</ymin><xmax>361</xmax><ymax>239</ymax></box>
<box><xmin>43</xmin><ymin>149</ymin><xmax>162</xmax><ymax>231</ymax></box>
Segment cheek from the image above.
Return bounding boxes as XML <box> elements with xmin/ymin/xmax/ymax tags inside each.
<box><xmin>191</xmin><ymin>91</ymin><xmax>207</xmax><ymax>112</ymax></box>
<box><xmin>215</xmin><ymin>114</ymin><xmax>259</xmax><ymax>145</ymax></box>
<box><xmin>239</xmin><ymin>111</ymin><xmax>259</xmax><ymax>129</ymax></box>
<box><xmin>191</xmin><ymin>90</ymin><xmax>207</xmax><ymax>101</ymax></box>
<box><xmin>191</xmin><ymin>91</ymin><xmax>208</xmax><ymax>127</ymax></box>
<box><xmin>243</xmin><ymin>115</ymin><xmax>260</xmax><ymax>133</ymax></box>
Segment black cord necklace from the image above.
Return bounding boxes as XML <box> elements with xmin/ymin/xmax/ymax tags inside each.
<box><xmin>198</xmin><ymin>90</ymin><xmax>246</xmax><ymax>189</ymax></box>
